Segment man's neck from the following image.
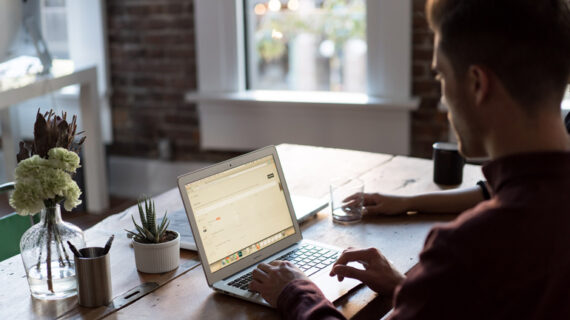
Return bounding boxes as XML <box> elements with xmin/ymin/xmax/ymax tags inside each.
<box><xmin>486</xmin><ymin>111</ymin><xmax>570</xmax><ymax>159</ymax></box>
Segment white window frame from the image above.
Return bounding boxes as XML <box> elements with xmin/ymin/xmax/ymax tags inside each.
<box><xmin>189</xmin><ymin>0</ymin><xmax>418</xmax><ymax>155</ymax></box>
<box><xmin>65</xmin><ymin>0</ymin><xmax>112</xmax><ymax>142</ymax></box>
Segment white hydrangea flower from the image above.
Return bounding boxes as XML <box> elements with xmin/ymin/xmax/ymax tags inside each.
<box><xmin>47</xmin><ymin>147</ymin><xmax>81</xmax><ymax>173</ymax></box>
<box><xmin>10</xmin><ymin>150</ymin><xmax>82</xmax><ymax>216</ymax></box>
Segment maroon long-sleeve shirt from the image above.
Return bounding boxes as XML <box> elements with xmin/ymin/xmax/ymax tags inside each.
<box><xmin>277</xmin><ymin>152</ymin><xmax>570</xmax><ymax>319</ymax></box>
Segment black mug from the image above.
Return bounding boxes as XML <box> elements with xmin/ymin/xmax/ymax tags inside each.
<box><xmin>432</xmin><ymin>142</ymin><xmax>464</xmax><ymax>185</ymax></box>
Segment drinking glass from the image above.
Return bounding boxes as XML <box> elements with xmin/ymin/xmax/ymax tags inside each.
<box><xmin>330</xmin><ymin>178</ymin><xmax>364</xmax><ymax>224</ymax></box>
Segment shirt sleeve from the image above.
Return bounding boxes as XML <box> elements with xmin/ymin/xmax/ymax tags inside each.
<box><xmin>277</xmin><ymin>279</ymin><xmax>347</xmax><ymax>320</ymax></box>
<box><xmin>387</xmin><ymin>228</ymin><xmax>475</xmax><ymax>320</ymax></box>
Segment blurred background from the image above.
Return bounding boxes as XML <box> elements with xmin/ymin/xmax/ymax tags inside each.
<box><xmin>1</xmin><ymin>0</ymin><xmax>568</xmax><ymax>222</ymax></box>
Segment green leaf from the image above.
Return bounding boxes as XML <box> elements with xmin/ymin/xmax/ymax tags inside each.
<box><xmin>134</xmin><ymin>223</ymin><xmax>147</xmax><ymax>237</ymax></box>
<box><xmin>142</xmin><ymin>228</ymin><xmax>156</xmax><ymax>243</ymax></box>
<box><xmin>157</xmin><ymin>212</ymin><xmax>168</xmax><ymax>234</ymax></box>
<box><xmin>160</xmin><ymin>221</ymin><xmax>170</xmax><ymax>238</ymax></box>
<box><xmin>130</xmin><ymin>197</ymin><xmax>173</xmax><ymax>243</ymax></box>
<box><xmin>125</xmin><ymin>230</ymin><xmax>138</xmax><ymax>239</ymax></box>
<box><xmin>131</xmin><ymin>215</ymin><xmax>150</xmax><ymax>240</ymax></box>
<box><xmin>146</xmin><ymin>198</ymin><xmax>156</xmax><ymax>235</ymax></box>
<box><xmin>137</xmin><ymin>201</ymin><xmax>147</xmax><ymax>229</ymax></box>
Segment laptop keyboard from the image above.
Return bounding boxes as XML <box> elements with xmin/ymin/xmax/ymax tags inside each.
<box><xmin>227</xmin><ymin>244</ymin><xmax>340</xmax><ymax>291</ymax></box>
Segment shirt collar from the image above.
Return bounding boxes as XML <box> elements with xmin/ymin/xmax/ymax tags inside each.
<box><xmin>482</xmin><ymin>151</ymin><xmax>570</xmax><ymax>194</ymax></box>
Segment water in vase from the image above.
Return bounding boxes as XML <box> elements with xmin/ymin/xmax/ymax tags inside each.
<box><xmin>26</xmin><ymin>263</ymin><xmax>77</xmax><ymax>299</ymax></box>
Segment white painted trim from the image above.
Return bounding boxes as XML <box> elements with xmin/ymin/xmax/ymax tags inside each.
<box><xmin>197</xmin><ymin>101</ymin><xmax>412</xmax><ymax>155</ymax></box>
<box><xmin>194</xmin><ymin>0</ymin><xmax>245</xmax><ymax>92</ymax></box>
<box><xmin>366</xmin><ymin>0</ymin><xmax>411</xmax><ymax>99</ymax></box>
<box><xmin>66</xmin><ymin>0</ymin><xmax>112</xmax><ymax>142</ymax></box>
<box><xmin>185</xmin><ymin>91</ymin><xmax>418</xmax><ymax>110</ymax></box>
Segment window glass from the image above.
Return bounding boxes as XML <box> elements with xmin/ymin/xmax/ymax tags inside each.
<box><xmin>245</xmin><ymin>0</ymin><xmax>366</xmax><ymax>92</ymax></box>
<box><xmin>41</xmin><ymin>0</ymin><xmax>69</xmax><ymax>59</ymax></box>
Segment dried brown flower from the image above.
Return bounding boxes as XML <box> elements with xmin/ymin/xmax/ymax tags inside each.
<box><xmin>17</xmin><ymin>109</ymin><xmax>85</xmax><ymax>162</ymax></box>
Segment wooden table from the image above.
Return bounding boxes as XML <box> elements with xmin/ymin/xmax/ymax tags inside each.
<box><xmin>0</xmin><ymin>144</ymin><xmax>484</xmax><ymax>319</ymax></box>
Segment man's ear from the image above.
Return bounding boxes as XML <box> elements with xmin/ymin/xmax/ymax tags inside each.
<box><xmin>467</xmin><ymin>65</ymin><xmax>490</xmax><ymax>106</ymax></box>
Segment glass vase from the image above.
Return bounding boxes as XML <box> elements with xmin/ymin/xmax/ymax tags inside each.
<box><xmin>19</xmin><ymin>204</ymin><xmax>85</xmax><ymax>300</ymax></box>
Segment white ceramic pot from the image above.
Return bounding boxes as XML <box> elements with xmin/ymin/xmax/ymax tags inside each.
<box><xmin>132</xmin><ymin>231</ymin><xmax>180</xmax><ymax>273</ymax></box>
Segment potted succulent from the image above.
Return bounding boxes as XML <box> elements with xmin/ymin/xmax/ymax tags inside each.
<box><xmin>126</xmin><ymin>197</ymin><xmax>180</xmax><ymax>273</ymax></box>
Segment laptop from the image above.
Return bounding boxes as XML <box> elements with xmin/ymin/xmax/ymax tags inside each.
<box><xmin>177</xmin><ymin>145</ymin><xmax>361</xmax><ymax>306</ymax></box>
<box><xmin>166</xmin><ymin>194</ymin><xmax>326</xmax><ymax>252</ymax></box>
<box><xmin>291</xmin><ymin>195</ymin><xmax>328</xmax><ymax>223</ymax></box>
<box><xmin>162</xmin><ymin>209</ymin><xmax>197</xmax><ymax>251</ymax></box>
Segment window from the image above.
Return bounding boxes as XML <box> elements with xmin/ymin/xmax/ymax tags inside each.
<box><xmin>192</xmin><ymin>0</ymin><xmax>416</xmax><ymax>155</ymax></box>
<box><xmin>244</xmin><ymin>0</ymin><xmax>366</xmax><ymax>93</ymax></box>
<box><xmin>40</xmin><ymin>0</ymin><xmax>69</xmax><ymax>59</ymax></box>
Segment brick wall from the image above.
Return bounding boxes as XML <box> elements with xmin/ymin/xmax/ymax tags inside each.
<box><xmin>410</xmin><ymin>0</ymin><xmax>449</xmax><ymax>158</ymax></box>
<box><xmin>106</xmin><ymin>0</ymin><xmax>447</xmax><ymax>160</ymax></box>
<box><xmin>106</xmin><ymin>0</ymin><xmax>240</xmax><ymax>162</ymax></box>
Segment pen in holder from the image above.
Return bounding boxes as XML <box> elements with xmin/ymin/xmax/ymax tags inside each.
<box><xmin>71</xmin><ymin>240</ymin><xmax>113</xmax><ymax>307</ymax></box>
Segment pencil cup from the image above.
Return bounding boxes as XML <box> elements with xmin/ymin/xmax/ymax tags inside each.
<box><xmin>432</xmin><ymin>142</ymin><xmax>465</xmax><ymax>185</ymax></box>
<box><xmin>74</xmin><ymin>247</ymin><xmax>112</xmax><ymax>307</ymax></box>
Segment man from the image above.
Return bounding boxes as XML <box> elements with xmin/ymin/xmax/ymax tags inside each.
<box><xmin>249</xmin><ymin>0</ymin><xmax>570</xmax><ymax>319</ymax></box>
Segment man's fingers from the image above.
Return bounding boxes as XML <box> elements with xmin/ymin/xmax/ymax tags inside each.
<box><xmin>331</xmin><ymin>265</ymin><xmax>367</xmax><ymax>282</ymax></box>
<box><xmin>362</xmin><ymin>194</ymin><xmax>379</xmax><ymax>206</ymax></box>
<box><xmin>343</xmin><ymin>192</ymin><xmax>362</xmax><ymax>203</ymax></box>
<box><xmin>342</xmin><ymin>199</ymin><xmax>359</xmax><ymax>208</ymax></box>
<box><xmin>252</xmin><ymin>266</ymin><xmax>269</xmax><ymax>282</ymax></box>
<box><xmin>269</xmin><ymin>260</ymin><xmax>290</xmax><ymax>267</ymax></box>
<box><xmin>249</xmin><ymin>279</ymin><xmax>262</xmax><ymax>292</ymax></box>
<box><xmin>257</xmin><ymin>262</ymin><xmax>274</xmax><ymax>272</ymax></box>
<box><xmin>332</xmin><ymin>248</ymin><xmax>373</xmax><ymax>270</ymax></box>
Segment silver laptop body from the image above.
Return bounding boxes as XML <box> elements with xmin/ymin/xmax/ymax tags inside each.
<box><xmin>177</xmin><ymin>146</ymin><xmax>360</xmax><ymax>306</ymax></box>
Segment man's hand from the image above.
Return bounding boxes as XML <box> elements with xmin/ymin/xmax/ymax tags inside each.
<box><xmin>330</xmin><ymin>247</ymin><xmax>405</xmax><ymax>297</ymax></box>
<box><xmin>249</xmin><ymin>260</ymin><xmax>311</xmax><ymax>307</ymax></box>
<box><xmin>344</xmin><ymin>193</ymin><xmax>409</xmax><ymax>216</ymax></box>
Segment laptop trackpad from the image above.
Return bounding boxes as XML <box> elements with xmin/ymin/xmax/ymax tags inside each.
<box><xmin>312</xmin><ymin>264</ymin><xmax>363</xmax><ymax>302</ymax></box>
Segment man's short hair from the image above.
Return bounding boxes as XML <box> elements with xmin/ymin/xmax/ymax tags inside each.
<box><xmin>426</xmin><ymin>0</ymin><xmax>570</xmax><ymax>110</ymax></box>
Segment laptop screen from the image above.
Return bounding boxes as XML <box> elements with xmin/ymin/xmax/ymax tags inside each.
<box><xmin>184</xmin><ymin>155</ymin><xmax>296</xmax><ymax>273</ymax></box>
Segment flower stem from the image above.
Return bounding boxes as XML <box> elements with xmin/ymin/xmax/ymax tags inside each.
<box><xmin>53</xmin><ymin>223</ymin><xmax>71</xmax><ymax>267</ymax></box>
<box><xmin>35</xmin><ymin>221</ymin><xmax>44</xmax><ymax>270</ymax></box>
<box><xmin>46</xmin><ymin>215</ymin><xmax>54</xmax><ymax>293</ymax></box>
<box><xmin>54</xmin><ymin>229</ymin><xmax>66</xmax><ymax>268</ymax></box>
